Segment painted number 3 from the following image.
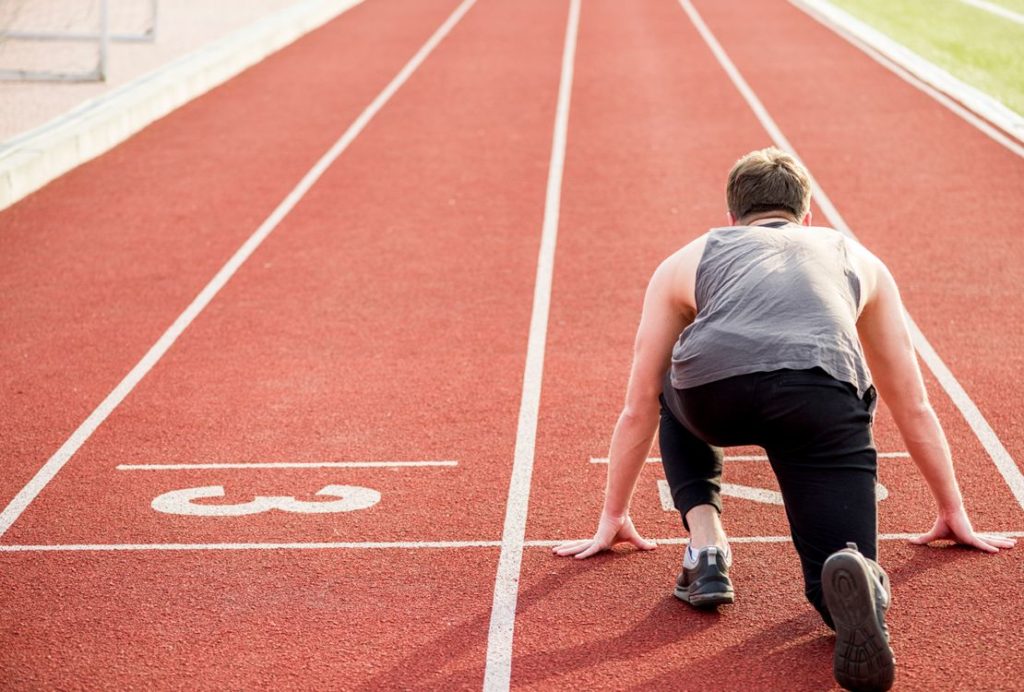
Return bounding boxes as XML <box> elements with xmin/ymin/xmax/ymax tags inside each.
<box><xmin>151</xmin><ymin>485</ymin><xmax>381</xmax><ymax>516</ymax></box>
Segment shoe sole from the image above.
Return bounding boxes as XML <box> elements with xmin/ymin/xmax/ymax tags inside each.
<box><xmin>822</xmin><ymin>552</ymin><xmax>895</xmax><ymax>691</ymax></box>
<box><xmin>673</xmin><ymin>585</ymin><xmax>735</xmax><ymax>607</ymax></box>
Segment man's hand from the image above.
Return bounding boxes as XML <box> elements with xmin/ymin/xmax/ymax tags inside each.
<box><xmin>552</xmin><ymin>512</ymin><xmax>657</xmax><ymax>559</ymax></box>
<box><xmin>910</xmin><ymin>505</ymin><xmax>1017</xmax><ymax>552</ymax></box>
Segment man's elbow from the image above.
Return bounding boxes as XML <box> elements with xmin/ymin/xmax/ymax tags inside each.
<box><xmin>888</xmin><ymin>395</ymin><xmax>933</xmax><ymax>428</ymax></box>
<box><xmin>620</xmin><ymin>400</ymin><xmax>660</xmax><ymax>426</ymax></box>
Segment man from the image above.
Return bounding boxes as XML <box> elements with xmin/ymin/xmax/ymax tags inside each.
<box><xmin>553</xmin><ymin>148</ymin><xmax>1015</xmax><ymax>691</ymax></box>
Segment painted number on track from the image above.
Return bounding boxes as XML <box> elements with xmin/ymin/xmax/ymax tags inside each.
<box><xmin>657</xmin><ymin>479</ymin><xmax>888</xmax><ymax>511</ymax></box>
<box><xmin>151</xmin><ymin>485</ymin><xmax>381</xmax><ymax>516</ymax></box>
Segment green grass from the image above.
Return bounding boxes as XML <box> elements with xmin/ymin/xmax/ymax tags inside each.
<box><xmin>828</xmin><ymin>0</ymin><xmax>1024</xmax><ymax>116</ymax></box>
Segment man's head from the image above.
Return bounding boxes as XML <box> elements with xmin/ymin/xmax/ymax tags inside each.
<box><xmin>726</xmin><ymin>147</ymin><xmax>812</xmax><ymax>225</ymax></box>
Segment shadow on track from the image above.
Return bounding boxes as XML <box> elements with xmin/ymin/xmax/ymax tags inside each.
<box><xmin>355</xmin><ymin>548</ymin><xmax>669</xmax><ymax>690</ymax></box>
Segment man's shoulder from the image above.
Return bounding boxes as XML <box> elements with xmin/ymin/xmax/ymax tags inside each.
<box><xmin>671</xmin><ymin>231</ymin><xmax>714</xmax><ymax>266</ymax></box>
<box><xmin>807</xmin><ymin>225</ymin><xmax>849</xmax><ymax>240</ymax></box>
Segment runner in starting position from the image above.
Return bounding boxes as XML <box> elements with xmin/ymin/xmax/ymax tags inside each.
<box><xmin>553</xmin><ymin>148</ymin><xmax>1016</xmax><ymax>691</ymax></box>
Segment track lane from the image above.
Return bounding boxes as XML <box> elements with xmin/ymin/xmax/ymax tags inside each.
<box><xmin>522</xmin><ymin>0</ymin><xmax>769</xmax><ymax>546</ymax></box>
<box><xmin>512</xmin><ymin>0</ymin><xmax>1024</xmax><ymax>688</ymax></box>
<box><xmin>3</xmin><ymin>0</ymin><xmax>566</xmax><ymax>546</ymax></box>
<box><xmin>0</xmin><ymin>0</ymin><xmax>571</xmax><ymax>687</ymax></box>
<box><xmin>693</xmin><ymin>0</ymin><xmax>1024</xmax><ymax>479</ymax></box>
<box><xmin>522</xmin><ymin>0</ymin><xmax>1020</xmax><ymax>548</ymax></box>
<box><xmin>0</xmin><ymin>549</ymin><xmax>499</xmax><ymax>689</ymax></box>
<box><xmin>0</xmin><ymin>0</ymin><xmax>466</xmax><ymax>514</ymax></box>
<box><xmin>3</xmin><ymin>0</ymin><xmax>1020</xmax><ymax>687</ymax></box>
<box><xmin>512</xmin><ymin>542</ymin><xmax>1024</xmax><ymax>691</ymax></box>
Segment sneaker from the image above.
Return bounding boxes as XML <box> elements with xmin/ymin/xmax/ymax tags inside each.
<box><xmin>822</xmin><ymin>543</ymin><xmax>895</xmax><ymax>691</ymax></box>
<box><xmin>674</xmin><ymin>545</ymin><xmax>735</xmax><ymax>607</ymax></box>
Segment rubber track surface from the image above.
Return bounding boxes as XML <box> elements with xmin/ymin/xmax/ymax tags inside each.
<box><xmin>512</xmin><ymin>0</ymin><xmax>1024</xmax><ymax>689</ymax></box>
<box><xmin>2</xmin><ymin>0</ymin><xmax>566</xmax><ymax>687</ymax></box>
<box><xmin>1</xmin><ymin>0</ymin><xmax>1022</xmax><ymax>688</ymax></box>
<box><xmin>0</xmin><ymin>0</ymin><xmax>465</xmax><ymax>511</ymax></box>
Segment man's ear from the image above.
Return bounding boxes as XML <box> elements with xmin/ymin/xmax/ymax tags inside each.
<box><xmin>802</xmin><ymin>210</ymin><xmax>813</xmax><ymax>226</ymax></box>
<box><xmin>727</xmin><ymin>210</ymin><xmax>738</xmax><ymax>225</ymax></box>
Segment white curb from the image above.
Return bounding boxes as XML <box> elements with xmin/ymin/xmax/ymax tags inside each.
<box><xmin>958</xmin><ymin>0</ymin><xmax>1024</xmax><ymax>27</ymax></box>
<box><xmin>0</xmin><ymin>0</ymin><xmax>365</xmax><ymax>211</ymax></box>
<box><xmin>790</xmin><ymin>0</ymin><xmax>1024</xmax><ymax>155</ymax></box>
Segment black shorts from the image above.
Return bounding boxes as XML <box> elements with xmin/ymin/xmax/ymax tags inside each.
<box><xmin>659</xmin><ymin>367</ymin><xmax>878</xmax><ymax>627</ymax></box>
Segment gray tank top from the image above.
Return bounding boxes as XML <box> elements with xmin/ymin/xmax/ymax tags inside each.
<box><xmin>670</xmin><ymin>223</ymin><xmax>872</xmax><ymax>397</ymax></box>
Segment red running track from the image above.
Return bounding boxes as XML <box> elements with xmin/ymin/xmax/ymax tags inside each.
<box><xmin>512</xmin><ymin>1</ymin><xmax>1024</xmax><ymax>689</ymax></box>
<box><xmin>0</xmin><ymin>0</ymin><xmax>465</xmax><ymax>512</ymax></box>
<box><xmin>695</xmin><ymin>0</ymin><xmax>1024</xmax><ymax>480</ymax></box>
<box><xmin>1</xmin><ymin>0</ymin><xmax>1022</xmax><ymax>689</ymax></box>
<box><xmin>2</xmin><ymin>0</ymin><xmax>565</xmax><ymax>686</ymax></box>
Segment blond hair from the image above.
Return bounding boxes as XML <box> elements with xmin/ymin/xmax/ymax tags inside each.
<box><xmin>726</xmin><ymin>148</ymin><xmax>811</xmax><ymax>222</ymax></box>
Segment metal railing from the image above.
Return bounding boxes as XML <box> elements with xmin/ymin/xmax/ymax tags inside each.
<box><xmin>0</xmin><ymin>0</ymin><xmax>158</xmax><ymax>81</ymax></box>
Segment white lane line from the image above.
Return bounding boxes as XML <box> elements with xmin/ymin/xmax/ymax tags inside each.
<box><xmin>3</xmin><ymin>531</ymin><xmax>1022</xmax><ymax>552</ymax></box>
<box><xmin>483</xmin><ymin>1</ymin><xmax>580</xmax><ymax>689</ymax></box>
<box><xmin>529</xmin><ymin>531</ymin><xmax>1024</xmax><ymax>546</ymax></box>
<box><xmin>589</xmin><ymin>452</ymin><xmax>910</xmax><ymax>463</ymax></box>
<box><xmin>0</xmin><ymin>0</ymin><xmax>479</xmax><ymax>540</ymax></box>
<box><xmin>958</xmin><ymin>0</ymin><xmax>1024</xmax><ymax>26</ymax></box>
<box><xmin>904</xmin><ymin>320</ymin><xmax>1024</xmax><ymax>508</ymax></box>
<box><xmin>0</xmin><ymin>541</ymin><xmax>502</xmax><ymax>552</ymax></box>
<box><xmin>116</xmin><ymin>461</ymin><xmax>458</xmax><ymax>470</ymax></box>
<box><xmin>677</xmin><ymin>0</ymin><xmax>1024</xmax><ymax>512</ymax></box>
<box><xmin>789</xmin><ymin>0</ymin><xmax>1024</xmax><ymax>154</ymax></box>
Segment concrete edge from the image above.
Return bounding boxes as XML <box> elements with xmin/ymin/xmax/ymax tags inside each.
<box><xmin>790</xmin><ymin>0</ymin><xmax>1024</xmax><ymax>157</ymax></box>
<box><xmin>0</xmin><ymin>0</ymin><xmax>366</xmax><ymax>212</ymax></box>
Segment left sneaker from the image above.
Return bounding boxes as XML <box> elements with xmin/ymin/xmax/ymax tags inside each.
<box><xmin>822</xmin><ymin>543</ymin><xmax>895</xmax><ymax>691</ymax></box>
<box><xmin>674</xmin><ymin>545</ymin><xmax>734</xmax><ymax>607</ymax></box>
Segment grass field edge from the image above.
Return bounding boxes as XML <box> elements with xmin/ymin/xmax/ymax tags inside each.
<box><xmin>789</xmin><ymin>0</ymin><xmax>1024</xmax><ymax>155</ymax></box>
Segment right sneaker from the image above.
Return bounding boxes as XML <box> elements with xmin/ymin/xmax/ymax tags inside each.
<box><xmin>821</xmin><ymin>543</ymin><xmax>895</xmax><ymax>692</ymax></box>
<box><xmin>674</xmin><ymin>545</ymin><xmax>735</xmax><ymax>607</ymax></box>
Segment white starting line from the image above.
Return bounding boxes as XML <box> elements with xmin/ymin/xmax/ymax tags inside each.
<box><xmin>1</xmin><ymin>532</ymin><xmax>1022</xmax><ymax>553</ymax></box>
<box><xmin>116</xmin><ymin>461</ymin><xmax>458</xmax><ymax>470</ymax></box>
<box><xmin>589</xmin><ymin>451</ymin><xmax>911</xmax><ymax>464</ymax></box>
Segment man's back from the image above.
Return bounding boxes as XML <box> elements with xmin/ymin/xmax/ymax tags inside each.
<box><xmin>670</xmin><ymin>223</ymin><xmax>871</xmax><ymax>396</ymax></box>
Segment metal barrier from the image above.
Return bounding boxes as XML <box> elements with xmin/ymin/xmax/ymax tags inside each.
<box><xmin>0</xmin><ymin>0</ymin><xmax>158</xmax><ymax>82</ymax></box>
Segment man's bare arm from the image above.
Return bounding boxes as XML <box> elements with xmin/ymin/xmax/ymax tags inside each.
<box><xmin>554</xmin><ymin>238</ymin><xmax>703</xmax><ymax>559</ymax></box>
<box><xmin>856</xmin><ymin>257</ymin><xmax>1015</xmax><ymax>552</ymax></box>
<box><xmin>601</xmin><ymin>259</ymin><xmax>692</xmax><ymax>519</ymax></box>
